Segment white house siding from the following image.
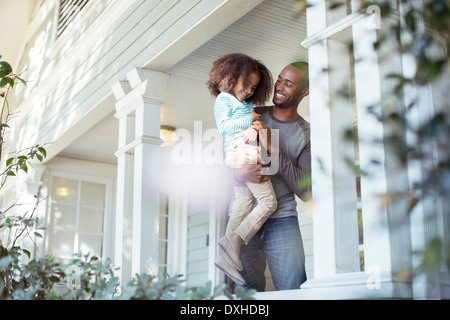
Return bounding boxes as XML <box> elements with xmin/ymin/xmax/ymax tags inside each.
<box><xmin>186</xmin><ymin>191</ymin><xmax>211</xmax><ymax>287</ymax></box>
<box><xmin>7</xmin><ymin>0</ymin><xmax>248</xmax><ymax>160</ymax></box>
<box><xmin>5</xmin><ymin>0</ymin><xmax>314</xmax><ymax>291</ymax></box>
<box><xmin>163</xmin><ymin>0</ymin><xmax>313</xmax><ymax>287</ymax></box>
<box><xmin>2</xmin><ymin>0</ymin><xmax>446</xmax><ymax>300</ymax></box>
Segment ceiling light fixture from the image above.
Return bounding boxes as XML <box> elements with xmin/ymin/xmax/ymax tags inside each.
<box><xmin>160</xmin><ymin>125</ymin><xmax>177</xmax><ymax>147</ymax></box>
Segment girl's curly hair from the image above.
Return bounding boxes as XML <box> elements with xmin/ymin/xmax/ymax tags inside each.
<box><xmin>207</xmin><ymin>53</ymin><xmax>273</xmax><ymax>107</ymax></box>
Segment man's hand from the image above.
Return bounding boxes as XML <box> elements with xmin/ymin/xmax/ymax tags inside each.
<box><xmin>251</xmin><ymin>121</ymin><xmax>272</xmax><ymax>153</ymax></box>
<box><xmin>242</xmin><ymin>127</ymin><xmax>258</xmax><ymax>144</ymax></box>
<box><xmin>250</xmin><ymin>111</ymin><xmax>261</xmax><ymax>122</ymax></box>
<box><xmin>233</xmin><ymin>162</ymin><xmax>269</xmax><ymax>184</ymax></box>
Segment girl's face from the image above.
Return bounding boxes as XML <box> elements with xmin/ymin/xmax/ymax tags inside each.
<box><xmin>229</xmin><ymin>72</ymin><xmax>260</xmax><ymax>102</ymax></box>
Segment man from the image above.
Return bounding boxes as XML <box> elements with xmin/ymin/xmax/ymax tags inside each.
<box><xmin>231</xmin><ymin>62</ymin><xmax>311</xmax><ymax>291</ymax></box>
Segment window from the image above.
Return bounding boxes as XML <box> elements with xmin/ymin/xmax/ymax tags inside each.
<box><xmin>57</xmin><ymin>0</ymin><xmax>90</xmax><ymax>38</ymax></box>
<box><xmin>350</xmin><ymin>44</ymin><xmax>365</xmax><ymax>271</ymax></box>
<box><xmin>159</xmin><ymin>192</ymin><xmax>169</xmax><ymax>274</ymax></box>
<box><xmin>47</xmin><ymin>175</ymin><xmax>108</xmax><ymax>263</ymax></box>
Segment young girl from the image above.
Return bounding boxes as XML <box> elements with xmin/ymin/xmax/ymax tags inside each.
<box><xmin>207</xmin><ymin>53</ymin><xmax>277</xmax><ymax>285</ymax></box>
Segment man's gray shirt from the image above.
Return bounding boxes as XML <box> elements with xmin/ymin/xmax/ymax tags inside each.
<box><xmin>256</xmin><ymin>106</ymin><xmax>311</xmax><ymax>218</ymax></box>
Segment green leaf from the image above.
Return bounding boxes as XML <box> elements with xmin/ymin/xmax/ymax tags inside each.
<box><xmin>23</xmin><ymin>249</ymin><xmax>31</xmax><ymax>259</ymax></box>
<box><xmin>38</xmin><ymin>147</ymin><xmax>47</xmax><ymax>158</ymax></box>
<box><xmin>6</xmin><ymin>157</ymin><xmax>13</xmax><ymax>166</ymax></box>
<box><xmin>297</xmin><ymin>172</ymin><xmax>312</xmax><ymax>190</ymax></box>
<box><xmin>213</xmin><ymin>282</ymin><xmax>227</xmax><ymax>297</ymax></box>
<box><xmin>36</xmin><ymin>217</ymin><xmax>46</xmax><ymax>227</ymax></box>
<box><xmin>0</xmin><ymin>61</ymin><xmax>12</xmax><ymax>77</ymax></box>
<box><xmin>34</xmin><ymin>232</ymin><xmax>43</xmax><ymax>238</ymax></box>
<box><xmin>0</xmin><ymin>77</ymin><xmax>14</xmax><ymax>88</ymax></box>
<box><xmin>419</xmin><ymin>237</ymin><xmax>443</xmax><ymax>271</ymax></box>
<box><xmin>0</xmin><ymin>256</ymin><xmax>13</xmax><ymax>269</ymax></box>
<box><xmin>405</xmin><ymin>9</ymin><xmax>416</xmax><ymax>32</ymax></box>
<box><xmin>21</xmin><ymin>163</ymin><xmax>28</xmax><ymax>173</ymax></box>
<box><xmin>16</xmin><ymin>76</ymin><xmax>27</xmax><ymax>86</ymax></box>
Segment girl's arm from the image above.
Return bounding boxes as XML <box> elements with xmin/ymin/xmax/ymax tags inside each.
<box><xmin>214</xmin><ymin>94</ymin><xmax>253</xmax><ymax>134</ymax></box>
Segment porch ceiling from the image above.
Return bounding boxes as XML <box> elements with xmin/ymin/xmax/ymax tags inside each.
<box><xmin>163</xmin><ymin>0</ymin><xmax>309</xmax><ymax>134</ymax></box>
<box><xmin>0</xmin><ymin>0</ymin><xmax>39</xmax><ymax>68</ymax></box>
<box><xmin>61</xmin><ymin>0</ymin><xmax>308</xmax><ymax>164</ymax></box>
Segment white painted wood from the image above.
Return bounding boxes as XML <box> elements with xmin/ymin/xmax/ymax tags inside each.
<box><xmin>5</xmin><ymin>0</ymin><xmax>315</xmax><ymax>293</ymax></box>
<box><xmin>166</xmin><ymin>187</ymin><xmax>188</xmax><ymax>278</ymax></box>
<box><xmin>186</xmin><ymin>202</ymin><xmax>210</xmax><ymax>286</ymax></box>
<box><xmin>398</xmin><ymin>1</ymin><xmax>450</xmax><ymax>299</ymax></box>
<box><xmin>113</xmin><ymin>68</ymin><xmax>169</xmax><ymax>280</ymax></box>
<box><xmin>260</xmin><ymin>271</ymin><xmax>411</xmax><ymax>300</ymax></box>
<box><xmin>304</xmin><ymin>2</ymin><xmax>337</xmax><ymax>279</ymax></box>
<box><xmin>8</xmin><ymin>0</ymin><xmax>306</xmax><ymax>158</ymax></box>
<box><xmin>351</xmin><ymin>21</ymin><xmax>392</xmax><ymax>274</ymax></box>
<box><xmin>145</xmin><ymin>0</ymin><xmax>265</xmax><ymax>72</ymax></box>
<box><xmin>303</xmin><ymin>0</ymin><xmax>374</xmax><ymax>283</ymax></box>
<box><xmin>327</xmin><ymin>37</ymin><xmax>360</xmax><ymax>273</ymax></box>
<box><xmin>0</xmin><ymin>0</ymin><xmax>38</xmax><ymax>69</ymax></box>
<box><xmin>35</xmin><ymin>157</ymin><xmax>116</xmax><ymax>262</ymax></box>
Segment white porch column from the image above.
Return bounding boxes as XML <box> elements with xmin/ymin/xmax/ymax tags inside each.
<box><xmin>112</xmin><ymin>68</ymin><xmax>170</xmax><ymax>284</ymax></box>
<box><xmin>302</xmin><ymin>1</ymin><xmax>360</xmax><ymax>280</ymax></box>
<box><xmin>295</xmin><ymin>0</ymin><xmax>414</xmax><ymax>299</ymax></box>
<box><xmin>353</xmin><ymin>5</ymin><xmax>414</xmax><ymax>298</ymax></box>
<box><xmin>397</xmin><ymin>2</ymin><xmax>450</xmax><ymax>299</ymax></box>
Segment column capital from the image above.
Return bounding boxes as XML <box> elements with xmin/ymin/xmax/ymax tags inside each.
<box><xmin>113</xmin><ymin>68</ymin><xmax>170</xmax><ymax>116</ymax></box>
<box><xmin>112</xmin><ymin>80</ymin><xmax>132</xmax><ymax>100</ymax></box>
<box><xmin>126</xmin><ymin>68</ymin><xmax>170</xmax><ymax>93</ymax></box>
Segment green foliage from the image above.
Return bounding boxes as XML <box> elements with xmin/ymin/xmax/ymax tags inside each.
<box><xmin>0</xmin><ymin>248</ymin><xmax>254</xmax><ymax>300</ymax></box>
<box><xmin>0</xmin><ymin>59</ymin><xmax>26</xmax><ymax>100</ymax></box>
<box><xmin>0</xmin><ymin>61</ymin><xmax>13</xmax><ymax>77</ymax></box>
<box><xmin>117</xmin><ymin>273</ymin><xmax>252</xmax><ymax>300</ymax></box>
<box><xmin>2</xmin><ymin>145</ymin><xmax>47</xmax><ymax>181</ymax></box>
<box><xmin>0</xmin><ymin>57</ymin><xmax>252</xmax><ymax>301</ymax></box>
<box><xmin>56</xmin><ymin>252</ymin><xmax>120</xmax><ymax>300</ymax></box>
<box><xmin>295</xmin><ymin>0</ymin><xmax>450</xmax><ymax>279</ymax></box>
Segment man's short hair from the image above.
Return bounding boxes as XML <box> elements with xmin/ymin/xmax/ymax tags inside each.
<box><xmin>290</xmin><ymin>61</ymin><xmax>309</xmax><ymax>90</ymax></box>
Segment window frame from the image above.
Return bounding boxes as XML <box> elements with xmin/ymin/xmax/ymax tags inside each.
<box><xmin>45</xmin><ymin>169</ymin><xmax>115</xmax><ymax>261</ymax></box>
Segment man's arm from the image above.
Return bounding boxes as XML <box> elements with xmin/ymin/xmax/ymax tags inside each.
<box><xmin>233</xmin><ymin>162</ymin><xmax>269</xmax><ymax>184</ymax></box>
<box><xmin>277</xmin><ymin>141</ymin><xmax>312</xmax><ymax>202</ymax></box>
<box><xmin>232</xmin><ymin>146</ymin><xmax>311</xmax><ymax>202</ymax></box>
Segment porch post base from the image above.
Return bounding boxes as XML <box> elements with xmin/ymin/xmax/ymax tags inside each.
<box><xmin>255</xmin><ymin>272</ymin><xmax>412</xmax><ymax>300</ymax></box>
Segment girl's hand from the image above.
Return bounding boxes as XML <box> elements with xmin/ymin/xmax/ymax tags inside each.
<box><xmin>242</xmin><ymin>127</ymin><xmax>258</xmax><ymax>144</ymax></box>
<box><xmin>252</xmin><ymin>121</ymin><xmax>272</xmax><ymax>153</ymax></box>
<box><xmin>250</xmin><ymin>112</ymin><xmax>261</xmax><ymax>122</ymax></box>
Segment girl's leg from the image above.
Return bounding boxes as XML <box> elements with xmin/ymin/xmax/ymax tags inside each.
<box><xmin>220</xmin><ymin>184</ymin><xmax>253</xmax><ymax>271</ymax></box>
<box><xmin>233</xmin><ymin>180</ymin><xmax>277</xmax><ymax>244</ymax></box>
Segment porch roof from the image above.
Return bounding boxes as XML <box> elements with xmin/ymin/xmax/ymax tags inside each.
<box><xmin>0</xmin><ymin>0</ymin><xmax>39</xmax><ymax>69</ymax></box>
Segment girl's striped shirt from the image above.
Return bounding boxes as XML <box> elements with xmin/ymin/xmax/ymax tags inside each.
<box><xmin>214</xmin><ymin>92</ymin><xmax>254</xmax><ymax>152</ymax></box>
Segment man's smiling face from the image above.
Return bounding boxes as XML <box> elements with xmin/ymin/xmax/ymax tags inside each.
<box><xmin>273</xmin><ymin>65</ymin><xmax>307</xmax><ymax>108</ymax></box>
